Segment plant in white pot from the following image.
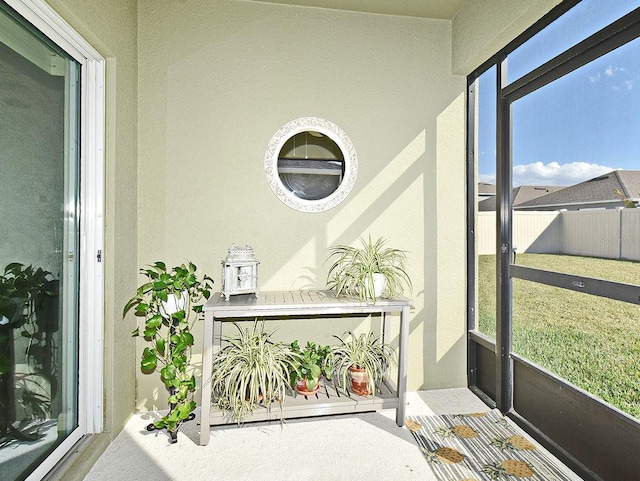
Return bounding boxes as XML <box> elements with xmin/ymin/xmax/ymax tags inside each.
<box><xmin>332</xmin><ymin>331</ymin><xmax>395</xmax><ymax>396</ymax></box>
<box><xmin>326</xmin><ymin>236</ymin><xmax>411</xmax><ymax>303</ymax></box>
<box><xmin>123</xmin><ymin>261</ymin><xmax>213</xmax><ymax>443</ymax></box>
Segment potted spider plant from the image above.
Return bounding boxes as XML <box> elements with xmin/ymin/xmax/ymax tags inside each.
<box><xmin>289</xmin><ymin>340</ymin><xmax>334</xmax><ymax>396</ymax></box>
<box><xmin>326</xmin><ymin>236</ymin><xmax>411</xmax><ymax>303</ymax></box>
<box><xmin>123</xmin><ymin>261</ymin><xmax>213</xmax><ymax>443</ymax></box>
<box><xmin>210</xmin><ymin>321</ymin><xmax>299</xmax><ymax>424</ymax></box>
<box><xmin>332</xmin><ymin>331</ymin><xmax>395</xmax><ymax>396</ymax></box>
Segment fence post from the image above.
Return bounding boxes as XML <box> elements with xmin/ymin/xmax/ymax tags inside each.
<box><xmin>618</xmin><ymin>207</ymin><xmax>623</xmax><ymax>260</ymax></box>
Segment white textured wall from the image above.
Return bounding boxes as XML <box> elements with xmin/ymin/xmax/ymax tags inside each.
<box><xmin>41</xmin><ymin>0</ymin><xmax>570</xmax><ymax>430</ymax></box>
<box><xmin>431</xmin><ymin>92</ymin><xmax>467</xmax><ymax>387</ymax></box>
<box><xmin>452</xmin><ymin>0</ymin><xmax>562</xmax><ymax>74</ymax></box>
<box><xmin>137</xmin><ymin>0</ymin><xmax>466</xmax><ymax>408</ymax></box>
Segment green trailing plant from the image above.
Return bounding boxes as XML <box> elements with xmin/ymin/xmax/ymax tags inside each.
<box><xmin>210</xmin><ymin>321</ymin><xmax>299</xmax><ymax>424</ymax></box>
<box><xmin>0</xmin><ymin>263</ymin><xmax>57</xmax><ymax>436</ymax></box>
<box><xmin>332</xmin><ymin>331</ymin><xmax>395</xmax><ymax>396</ymax></box>
<box><xmin>0</xmin><ymin>263</ymin><xmax>55</xmax><ymax>334</ymax></box>
<box><xmin>123</xmin><ymin>261</ymin><xmax>213</xmax><ymax>443</ymax></box>
<box><xmin>289</xmin><ymin>340</ymin><xmax>334</xmax><ymax>392</ymax></box>
<box><xmin>326</xmin><ymin>236</ymin><xmax>411</xmax><ymax>303</ymax></box>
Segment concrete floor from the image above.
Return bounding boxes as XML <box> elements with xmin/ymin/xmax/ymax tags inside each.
<box><xmin>81</xmin><ymin>389</ymin><xmax>484</xmax><ymax>481</ymax></box>
<box><xmin>81</xmin><ymin>389</ymin><xmax>578</xmax><ymax>481</ymax></box>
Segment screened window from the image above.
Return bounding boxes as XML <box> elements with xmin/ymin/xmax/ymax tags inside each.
<box><xmin>469</xmin><ymin>0</ymin><xmax>640</xmax><ymax>421</ymax></box>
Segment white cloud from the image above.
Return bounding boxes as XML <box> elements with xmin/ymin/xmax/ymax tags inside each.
<box><xmin>591</xmin><ymin>66</ymin><xmax>633</xmax><ymax>91</ymax></box>
<box><xmin>512</xmin><ymin>161</ymin><xmax>617</xmax><ymax>186</ymax></box>
<box><xmin>478</xmin><ymin>172</ymin><xmax>496</xmax><ymax>184</ymax></box>
<box><xmin>605</xmin><ymin>66</ymin><xmax>626</xmax><ymax>77</ymax></box>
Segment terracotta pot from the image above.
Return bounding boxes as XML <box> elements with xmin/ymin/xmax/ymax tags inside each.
<box><xmin>295</xmin><ymin>378</ymin><xmax>320</xmax><ymax>396</ymax></box>
<box><xmin>349</xmin><ymin>367</ymin><xmax>370</xmax><ymax>396</ymax></box>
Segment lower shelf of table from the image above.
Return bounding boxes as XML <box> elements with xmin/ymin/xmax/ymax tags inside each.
<box><xmin>204</xmin><ymin>380</ymin><xmax>399</xmax><ymax>426</ymax></box>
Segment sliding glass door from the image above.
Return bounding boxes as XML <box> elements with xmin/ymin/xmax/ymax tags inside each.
<box><xmin>0</xmin><ymin>4</ymin><xmax>81</xmax><ymax>480</ymax></box>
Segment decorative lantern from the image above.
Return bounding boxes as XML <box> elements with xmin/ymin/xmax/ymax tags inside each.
<box><xmin>221</xmin><ymin>244</ymin><xmax>260</xmax><ymax>301</ymax></box>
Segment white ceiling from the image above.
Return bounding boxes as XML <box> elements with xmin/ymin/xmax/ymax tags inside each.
<box><xmin>250</xmin><ymin>0</ymin><xmax>469</xmax><ymax>20</ymax></box>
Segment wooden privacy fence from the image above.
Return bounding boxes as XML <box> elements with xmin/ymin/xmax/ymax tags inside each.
<box><xmin>477</xmin><ymin>208</ymin><xmax>640</xmax><ymax>261</ymax></box>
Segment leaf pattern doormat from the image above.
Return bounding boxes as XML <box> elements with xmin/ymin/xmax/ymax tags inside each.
<box><xmin>406</xmin><ymin>410</ymin><xmax>579</xmax><ymax>480</ymax></box>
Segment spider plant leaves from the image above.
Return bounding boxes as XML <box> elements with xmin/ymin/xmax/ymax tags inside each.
<box><xmin>332</xmin><ymin>331</ymin><xmax>395</xmax><ymax>396</ymax></box>
<box><xmin>326</xmin><ymin>235</ymin><xmax>411</xmax><ymax>303</ymax></box>
<box><xmin>211</xmin><ymin>321</ymin><xmax>300</xmax><ymax>424</ymax></box>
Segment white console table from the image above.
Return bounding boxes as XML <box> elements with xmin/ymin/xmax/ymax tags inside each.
<box><xmin>199</xmin><ymin>290</ymin><xmax>411</xmax><ymax>446</ymax></box>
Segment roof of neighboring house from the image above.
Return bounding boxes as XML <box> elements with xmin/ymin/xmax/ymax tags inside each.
<box><xmin>478</xmin><ymin>182</ymin><xmax>496</xmax><ymax>196</ymax></box>
<box><xmin>516</xmin><ymin>170</ymin><xmax>640</xmax><ymax>210</ymax></box>
<box><xmin>478</xmin><ymin>185</ymin><xmax>566</xmax><ymax>212</ymax></box>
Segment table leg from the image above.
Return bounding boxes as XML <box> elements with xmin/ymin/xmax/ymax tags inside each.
<box><xmin>396</xmin><ymin>305</ymin><xmax>409</xmax><ymax>427</ymax></box>
<box><xmin>382</xmin><ymin>311</ymin><xmax>390</xmax><ymax>346</ymax></box>
<box><xmin>199</xmin><ymin>311</ymin><xmax>214</xmax><ymax>445</ymax></box>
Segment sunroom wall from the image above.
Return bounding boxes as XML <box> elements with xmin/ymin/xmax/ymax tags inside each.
<box><xmin>0</xmin><ymin>0</ymin><xmax>570</xmax><ymax>479</ymax></box>
<box><xmin>136</xmin><ymin>0</ymin><xmax>467</xmax><ymax>410</ymax></box>
<box><xmin>38</xmin><ymin>0</ymin><xmax>562</xmax><ymax>433</ymax></box>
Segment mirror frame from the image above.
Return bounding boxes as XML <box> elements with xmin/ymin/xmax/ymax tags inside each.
<box><xmin>264</xmin><ymin>117</ymin><xmax>358</xmax><ymax>213</ymax></box>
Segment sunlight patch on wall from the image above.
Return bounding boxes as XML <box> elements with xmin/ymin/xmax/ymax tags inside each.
<box><xmin>328</xmin><ymin>130</ymin><xmax>426</xmax><ymax>245</ymax></box>
<box><xmin>434</xmin><ymin>92</ymin><xmax>466</xmax><ymax>366</ymax></box>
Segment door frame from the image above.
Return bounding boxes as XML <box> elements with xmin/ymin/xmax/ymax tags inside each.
<box><xmin>3</xmin><ymin>0</ymin><xmax>105</xmax><ymax>478</ymax></box>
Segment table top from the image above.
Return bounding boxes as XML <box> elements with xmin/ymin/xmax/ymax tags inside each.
<box><xmin>203</xmin><ymin>290</ymin><xmax>411</xmax><ymax>318</ymax></box>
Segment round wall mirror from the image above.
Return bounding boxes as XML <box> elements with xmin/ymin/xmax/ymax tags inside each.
<box><xmin>264</xmin><ymin>117</ymin><xmax>358</xmax><ymax>212</ymax></box>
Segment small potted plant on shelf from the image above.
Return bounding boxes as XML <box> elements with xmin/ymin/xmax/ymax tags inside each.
<box><xmin>289</xmin><ymin>340</ymin><xmax>334</xmax><ymax>396</ymax></box>
<box><xmin>123</xmin><ymin>261</ymin><xmax>213</xmax><ymax>443</ymax></box>
<box><xmin>332</xmin><ymin>331</ymin><xmax>395</xmax><ymax>396</ymax></box>
<box><xmin>326</xmin><ymin>235</ymin><xmax>411</xmax><ymax>304</ymax></box>
<box><xmin>210</xmin><ymin>321</ymin><xmax>299</xmax><ymax>424</ymax></box>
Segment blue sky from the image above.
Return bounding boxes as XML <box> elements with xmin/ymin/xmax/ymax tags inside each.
<box><xmin>478</xmin><ymin>0</ymin><xmax>640</xmax><ymax>187</ymax></box>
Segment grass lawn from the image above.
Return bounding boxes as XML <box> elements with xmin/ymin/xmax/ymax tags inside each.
<box><xmin>477</xmin><ymin>253</ymin><xmax>640</xmax><ymax>418</ymax></box>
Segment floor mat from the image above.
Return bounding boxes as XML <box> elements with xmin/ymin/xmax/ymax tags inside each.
<box><xmin>406</xmin><ymin>409</ymin><xmax>581</xmax><ymax>480</ymax></box>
